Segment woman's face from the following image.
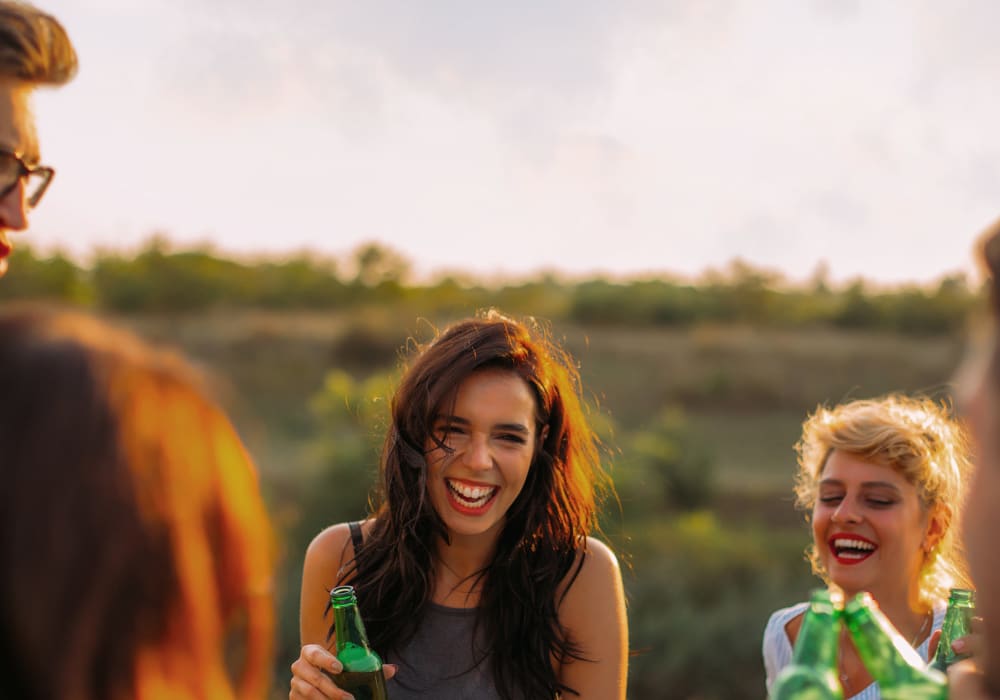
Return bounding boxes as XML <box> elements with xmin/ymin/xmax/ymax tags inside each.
<box><xmin>812</xmin><ymin>450</ymin><xmax>933</xmax><ymax>602</ymax></box>
<box><xmin>958</xmin><ymin>342</ymin><xmax>1000</xmax><ymax>685</ymax></box>
<box><xmin>424</xmin><ymin>368</ymin><xmax>539</xmax><ymax>542</ymax></box>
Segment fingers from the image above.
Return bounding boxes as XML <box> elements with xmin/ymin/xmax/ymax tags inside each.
<box><xmin>384</xmin><ymin>663</ymin><xmax>398</xmax><ymax>681</ymax></box>
<box><xmin>953</xmin><ymin>631</ymin><xmax>986</xmax><ymax>659</ymax></box>
<box><xmin>303</xmin><ymin>643</ymin><xmax>344</xmax><ymax>675</ymax></box>
<box><xmin>947</xmin><ymin>659</ymin><xmax>993</xmax><ymax>700</ymax></box>
<box><xmin>289</xmin><ymin>645</ymin><xmax>353</xmax><ymax>700</ymax></box>
<box><xmin>290</xmin><ymin>675</ymin><xmax>346</xmax><ymax>700</ymax></box>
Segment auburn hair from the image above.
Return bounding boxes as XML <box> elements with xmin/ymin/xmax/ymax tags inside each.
<box><xmin>0</xmin><ymin>306</ymin><xmax>273</xmax><ymax>700</ymax></box>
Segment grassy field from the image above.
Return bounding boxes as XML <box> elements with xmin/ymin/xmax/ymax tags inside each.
<box><xmin>116</xmin><ymin>308</ymin><xmax>965</xmax><ymax>510</ymax></box>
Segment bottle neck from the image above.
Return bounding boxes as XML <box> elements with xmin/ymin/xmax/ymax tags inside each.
<box><xmin>333</xmin><ymin>601</ymin><xmax>373</xmax><ymax>653</ymax></box>
<box><xmin>949</xmin><ymin>589</ymin><xmax>975</xmax><ymax>608</ymax></box>
<box><xmin>845</xmin><ymin>601</ymin><xmax>940</xmax><ymax>687</ymax></box>
<box><xmin>793</xmin><ymin>605</ymin><xmax>840</xmax><ymax>669</ymax></box>
<box><xmin>932</xmin><ymin>591</ymin><xmax>977</xmax><ymax>669</ymax></box>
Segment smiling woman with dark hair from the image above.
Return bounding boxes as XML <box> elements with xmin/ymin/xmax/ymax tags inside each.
<box><xmin>290</xmin><ymin>310</ymin><xmax>628</xmax><ymax>700</ymax></box>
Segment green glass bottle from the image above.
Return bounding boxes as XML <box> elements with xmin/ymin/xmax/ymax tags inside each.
<box><xmin>929</xmin><ymin>587</ymin><xmax>976</xmax><ymax>673</ymax></box>
<box><xmin>325</xmin><ymin>585</ymin><xmax>388</xmax><ymax>700</ymax></box>
<box><xmin>843</xmin><ymin>592</ymin><xmax>947</xmax><ymax>700</ymax></box>
<box><xmin>770</xmin><ymin>588</ymin><xmax>845</xmax><ymax>699</ymax></box>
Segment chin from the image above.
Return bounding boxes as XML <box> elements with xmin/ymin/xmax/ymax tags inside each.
<box><xmin>825</xmin><ymin>568</ymin><xmax>871</xmax><ymax>595</ymax></box>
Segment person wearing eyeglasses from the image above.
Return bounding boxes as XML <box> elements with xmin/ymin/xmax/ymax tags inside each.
<box><xmin>0</xmin><ymin>1</ymin><xmax>76</xmax><ymax>278</ymax></box>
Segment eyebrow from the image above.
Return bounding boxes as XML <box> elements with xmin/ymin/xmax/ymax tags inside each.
<box><xmin>818</xmin><ymin>478</ymin><xmax>902</xmax><ymax>493</ymax></box>
<box><xmin>434</xmin><ymin>415</ymin><xmax>531</xmax><ymax>434</ymax></box>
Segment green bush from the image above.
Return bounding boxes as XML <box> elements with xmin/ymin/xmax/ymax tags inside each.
<box><xmin>624</xmin><ymin>512</ymin><xmax>815</xmax><ymax>700</ymax></box>
<box><xmin>618</xmin><ymin>408</ymin><xmax>716</xmax><ymax>513</ymax></box>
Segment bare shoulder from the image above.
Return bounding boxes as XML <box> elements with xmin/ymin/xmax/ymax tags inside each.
<box><xmin>303</xmin><ymin>518</ymin><xmax>376</xmax><ymax>581</ymax></box>
<box><xmin>300</xmin><ymin>520</ymin><xmax>373</xmax><ymax>645</ymax></box>
<box><xmin>303</xmin><ymin>522</ymin><xmax>353</xmax><ymax>582</ymax></box>
<box><xmin>556</xmin><ymin>537</ymin><xmax>628</xmax><ymax>699</ymax></box>
<box><xmin>784</xmin><ymin>611</ymin><xmax>804</xmax><ymax>647</ymax></box>
<box><xmin>558</xmin><ymin>537</ymin><xmax>623</xmax><ymax>603</ymax></box>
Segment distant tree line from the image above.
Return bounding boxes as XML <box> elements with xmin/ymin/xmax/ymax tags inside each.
<box><xmin>0</xmin><ymin>239</ymin><xmax>979</xmax><ymax>334</ymax></box>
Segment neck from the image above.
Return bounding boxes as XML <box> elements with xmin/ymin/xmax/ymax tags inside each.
<box><xmin>431</xmin><ymin>534</ymin><xmax>495</xmax><ymax>608</ymax></box>
<box><xmin>857</xmin><ymin>587</ymin><xmax>933</xmax><ymax>646</ymax></box>
<box><xmin>434</xmin><ymin>532</ymin><xmax>495</xmax><ymax>578</ymax></box>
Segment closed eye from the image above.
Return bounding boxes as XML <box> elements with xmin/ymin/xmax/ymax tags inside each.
<box><xmin>434</xmin><ymin>421</ymin><xmax>467</xmax><ymax>436</ymax></box>
<box><xmin>497</xmin><ymin>432</ymin><xmax>527</xmax><ymax>444</ymax></box>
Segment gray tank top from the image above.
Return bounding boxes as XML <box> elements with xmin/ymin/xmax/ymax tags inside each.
<box><xmin>347</xmin><ymin>522</ymin><xmax>503</xmax><ymax>699</ymax></box>
<box><xmin>385</xmin><ymin>603</ymin><xmax>502</xmax><ymax>700</ymax></box>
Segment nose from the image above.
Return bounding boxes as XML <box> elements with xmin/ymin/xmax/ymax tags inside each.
<box><xmin>0</xmin><ymin>180</ymin><xmax>29</xmax><ymax>232</ymax></box>
<box><xmin>461</xmin><ymin>433</ymin><xmax>493</xmax><ymax>471</ymax></box>
<box><xmin>831</xmin><ymin>497</ymin><xmax>861</xmax><ymax>524</ymax></box>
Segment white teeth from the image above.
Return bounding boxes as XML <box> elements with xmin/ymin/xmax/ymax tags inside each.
<box><xmin>834</xmin><ymin>538</ymin><xmax>876</xmax><ymax>551</ymax></box>
<box><xmin>446</xmin><ymin>479</ymin><xmax>497</xmax><ymax>506</ymax></box>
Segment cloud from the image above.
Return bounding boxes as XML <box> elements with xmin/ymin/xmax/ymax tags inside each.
<box><xmin>29</xmin><ymin>0</ymin><xmax>1000</xmax><ymax>284</ymax></box>
<box><xmin>155</xmin><ymin>1</ymin><xmax>674</xmax><ymax>139</ymax></box>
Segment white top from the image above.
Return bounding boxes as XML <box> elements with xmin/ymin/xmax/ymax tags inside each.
<box><xmin>762</xmin><ymin>600</ymin><xmax>946</xmax><ymax>700</ymax></box>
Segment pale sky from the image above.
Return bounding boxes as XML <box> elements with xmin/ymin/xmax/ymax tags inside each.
<box><xmin>23</xmin><ymin>0</ymin><xmax>1000</xmax><ymax>284</ymax></box>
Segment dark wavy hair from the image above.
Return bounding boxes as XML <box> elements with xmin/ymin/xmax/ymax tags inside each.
<box><xmin>338</xmin><ymin>310</ymin><xmax>612</xmax><ymax>699</ymax></box>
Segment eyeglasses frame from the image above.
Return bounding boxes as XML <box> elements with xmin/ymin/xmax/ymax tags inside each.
<box><xmin>0</xmin><ymin>148</ymin><xmax>55</xmax><ymax>208</ymax></box>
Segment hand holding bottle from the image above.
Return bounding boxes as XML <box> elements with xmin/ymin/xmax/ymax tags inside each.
<box><xmin>289</xmin><ymin>644</ymin><xmax>398</xmax><ymax>700</ymax></box>
<box><xmin>930</xmin><ymin>589</ymin><xmax>977</xmax><ymax>673</ymax></box>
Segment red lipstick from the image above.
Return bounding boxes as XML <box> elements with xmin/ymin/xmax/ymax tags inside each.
<box><xmin>828</xmin><ymin>532</ymin><xmax>878</xmax><ymax>566</ymax></box>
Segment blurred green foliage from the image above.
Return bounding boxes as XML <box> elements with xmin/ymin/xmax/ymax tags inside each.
<box><xmin>5</xmin><ymin>239</ymin><xmax>973</xmax><ymax>699</ymax></box>
<box><xmin>0</xmin><ymin>240</ymin><xmax>979</xmax><ymax>335</ymax></box>
<box><xmin>617</xmin><ymin>408</ymin><xmax>716</xmax><ymax>514</ymax></box>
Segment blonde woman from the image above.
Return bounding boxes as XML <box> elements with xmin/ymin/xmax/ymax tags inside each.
<box><xmin>762</xmin><ymin>395</ymin><xmax>973</xmax><ymax>699</ymax></box>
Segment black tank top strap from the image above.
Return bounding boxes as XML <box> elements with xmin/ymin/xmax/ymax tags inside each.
<box><xmin>348</xmin><ymin>520</ymin><xmax>364</xmax><ymax>554</ymax></box>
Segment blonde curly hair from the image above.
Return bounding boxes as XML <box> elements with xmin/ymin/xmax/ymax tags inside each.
<box><xmin>794</xmin><ymin>394</ymin><xmax>973</xmax><ymax>607</ymax></box>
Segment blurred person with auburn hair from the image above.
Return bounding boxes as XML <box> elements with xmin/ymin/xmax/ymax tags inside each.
<box><xmin>290</xmin><ymin>310</ymin><xmax>627</xmax><ymax>700</ymax></box>
<box><xmin>949</xmin><ymin>216</ymin><xmax>1000</xmax><ymax>699</ymax></box>
<box><xmin>0</xmin><ymin>1</ymin><xmax>77</xmax><ymax>277</ymax></box>
<box><xmin>0</xmin><ymin>305</ymin><xmax>274</xmax><ymax>699</ymax></box>
<box><xmin>763</xmin><ymin>394</ymin><xmax>973</xmax><ymax>699</ymax></box>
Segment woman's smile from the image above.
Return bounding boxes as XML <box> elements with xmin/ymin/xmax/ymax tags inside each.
<box><xmin>445</xmin><ymin>477</ymin><xmax>500</xmax><ymax>514</ymax></box>
<box><xmin>425</xmin><ymin>367</ymin><xmax>538</xmax><ymax>540</ymax></box>
<box><xmin>828</xmin><ymin>532</ymin><xmax>878</xmax><ymax>565</ymax></box>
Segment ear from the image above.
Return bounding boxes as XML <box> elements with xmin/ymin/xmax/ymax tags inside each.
<box><xmin>923</xmin><ymin>501</ymin><xmax>951</xmax><ymax>553</ymax></box>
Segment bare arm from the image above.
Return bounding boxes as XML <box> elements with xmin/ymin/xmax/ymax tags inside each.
<box><xmin>290</xmin><ymin>523</ymin><xmax>355</xmax><ymax>700</ymax></box>
<box><xmin>300</xmin><ymin>523</ymin><xmax>353</xmax><ymax>646</ymax></box>
<box><xmin>556</xmin><ymin>537</ymin><xmax>628</xmax><ymax>700</ymax></box>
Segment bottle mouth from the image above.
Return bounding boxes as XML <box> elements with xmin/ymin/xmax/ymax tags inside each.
<box><xmin>330</xmin><ymin>585</ymin><xmax>357</xmax><ymax>605</ymax></box>
<box><xmin>950</xmin><ymin>588</ymin><xmax>976</xmax><ymax>606</ymax></box>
